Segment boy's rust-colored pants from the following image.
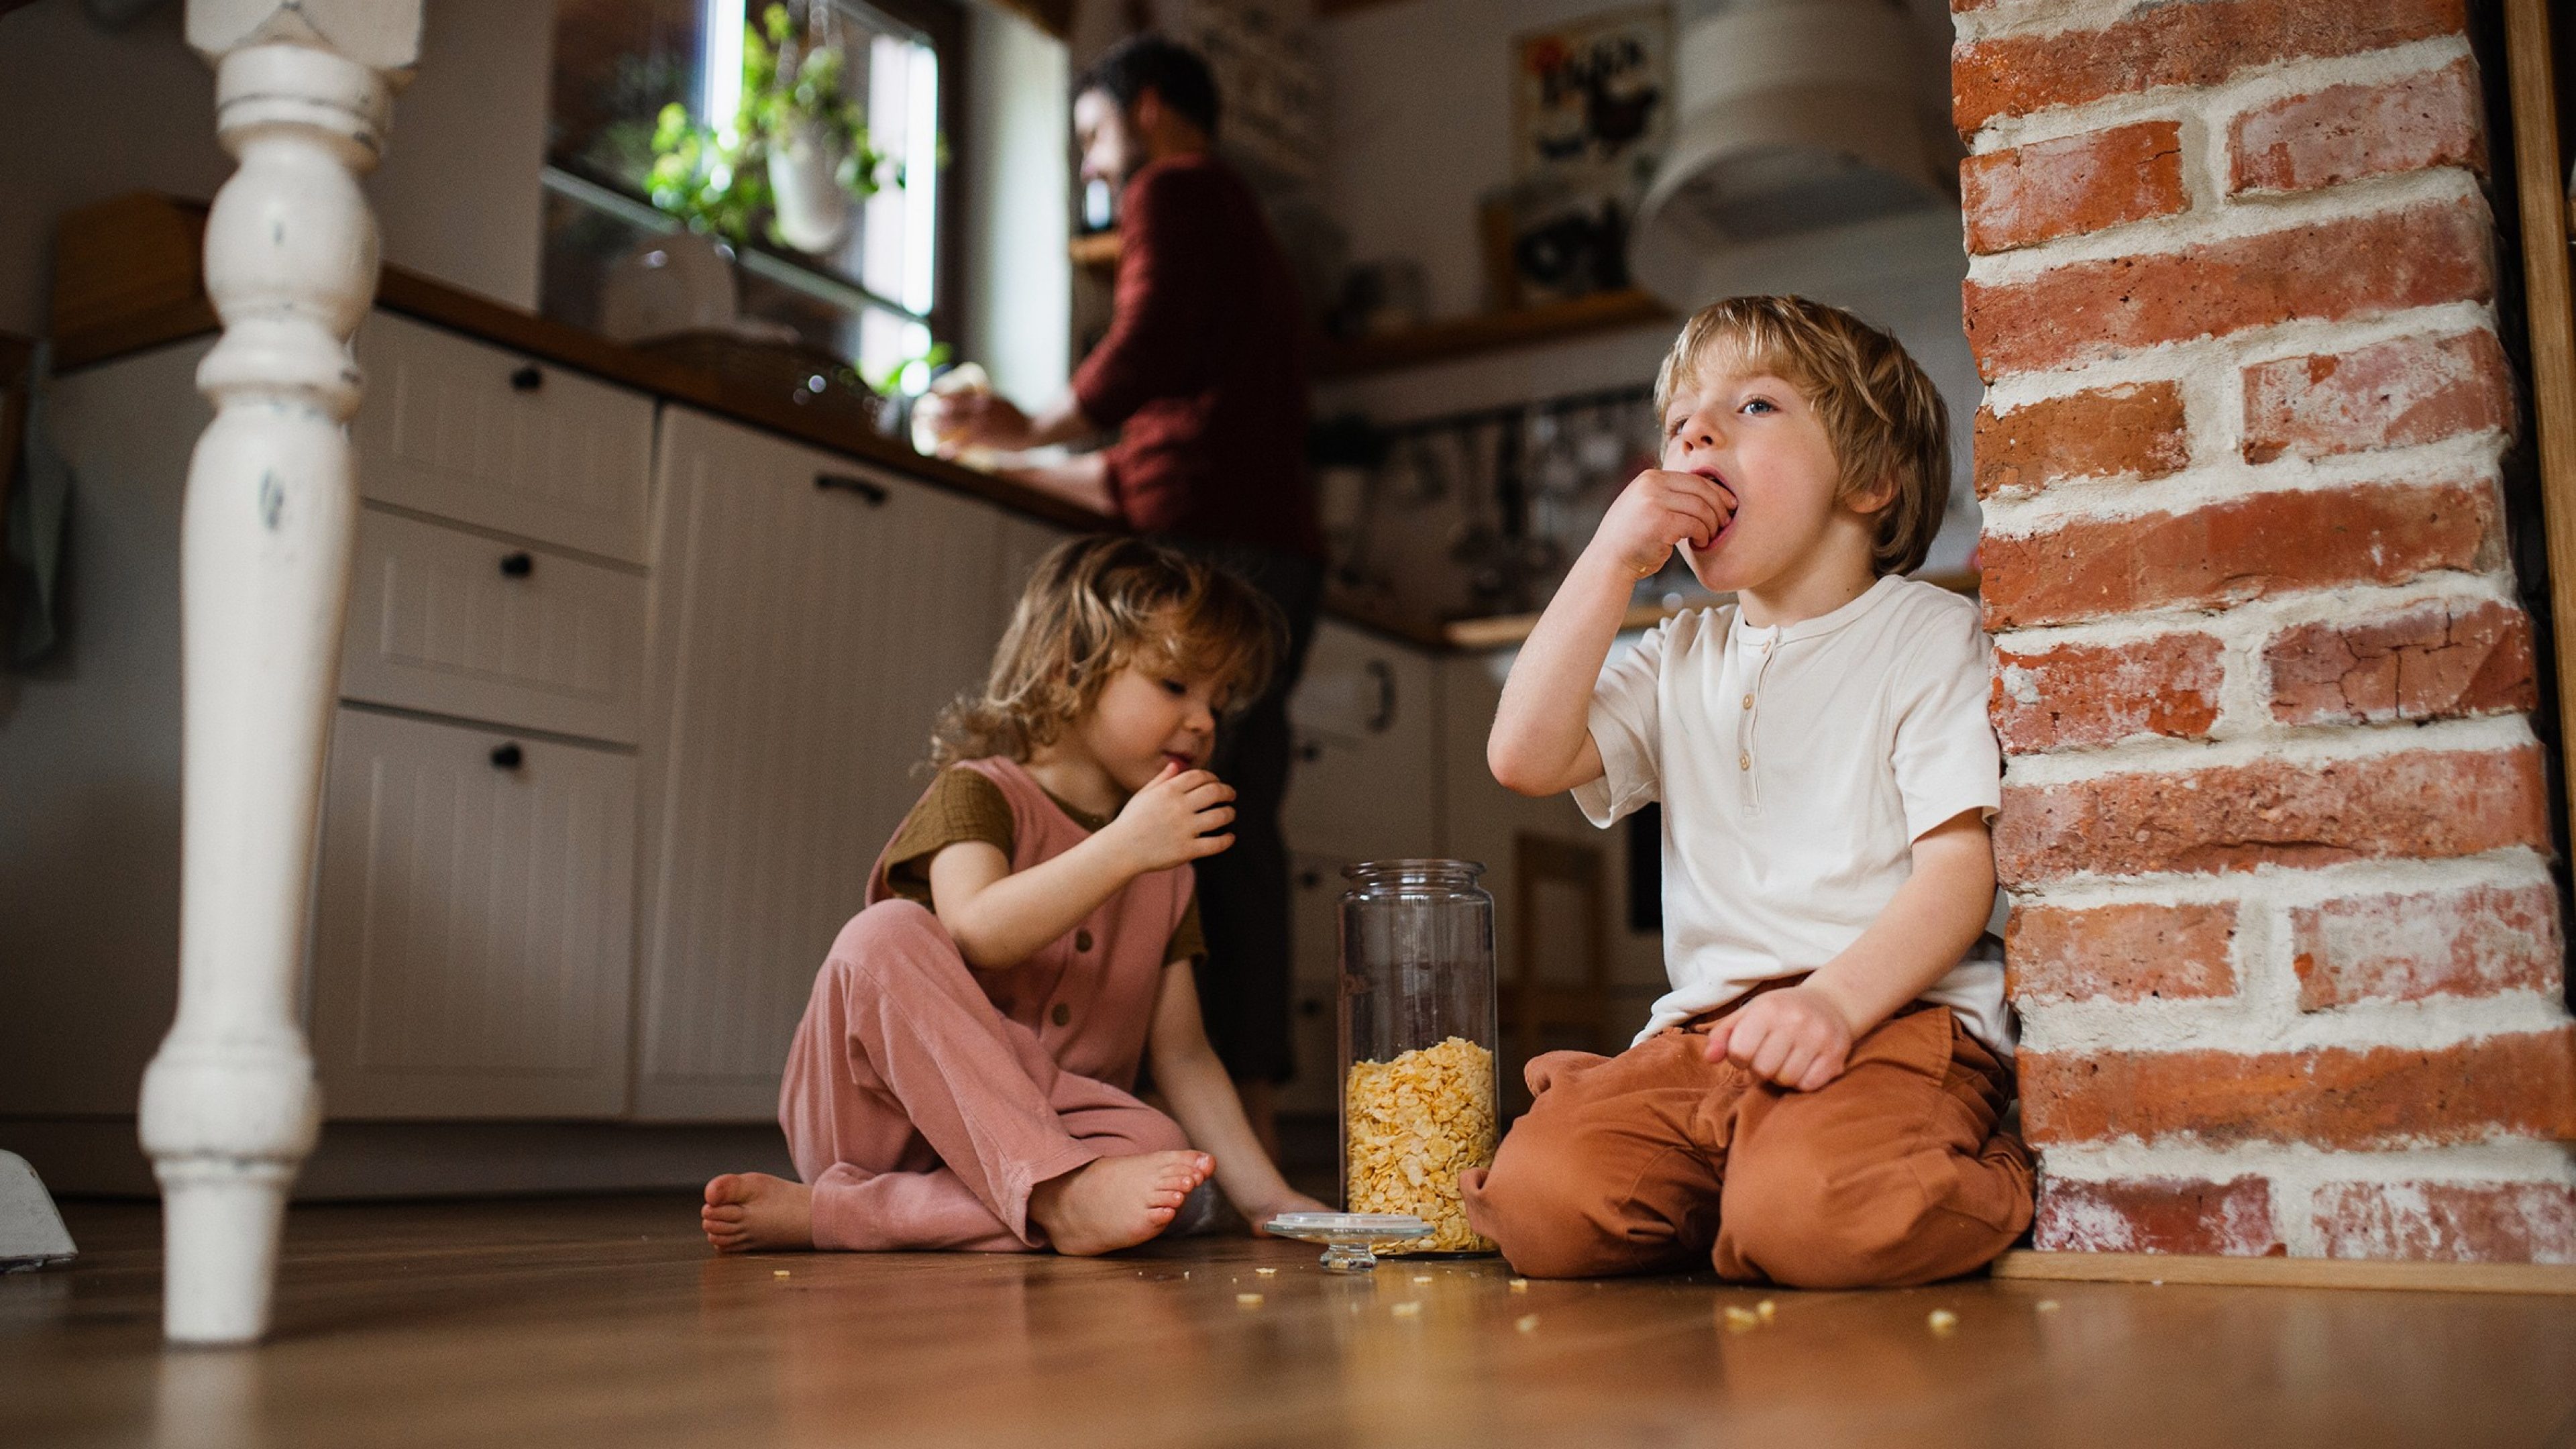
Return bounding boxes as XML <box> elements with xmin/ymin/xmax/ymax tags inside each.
<box><xmin>1458</xmin><ymin>993</ymin><xmax>2034</xmax><ymax>1287</ymax></box>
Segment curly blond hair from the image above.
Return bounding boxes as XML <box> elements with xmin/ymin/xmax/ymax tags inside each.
<box><xmin>928</xmin><ymin>535</ymin><xmax>1283</xmax><ymax>769</ymax></box>
<box><xmin>1654</xmin><ymin>294</ymin><xmax>1953</xmax><ymax>577</ymax></box>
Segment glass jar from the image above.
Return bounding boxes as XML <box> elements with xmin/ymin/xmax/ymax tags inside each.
<box><xmin>1337</xmin><ymin>859</ymin><xmax>1500</xmax><ymax>1255</ymax></box>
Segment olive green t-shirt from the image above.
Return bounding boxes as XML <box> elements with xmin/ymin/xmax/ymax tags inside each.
<box><xmin>880</xmin><ymin>765</ymin><xmax>1205</xmax><ymax>965</ymax></box>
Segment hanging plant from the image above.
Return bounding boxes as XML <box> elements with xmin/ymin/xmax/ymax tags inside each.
<box><xmin>647</xmin><ymin>5</ymin><xmax>902</xmax><ymax>252</ymax></box>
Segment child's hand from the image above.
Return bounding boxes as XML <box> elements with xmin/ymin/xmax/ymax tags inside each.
<box><xmin>1705</xmin><ymin>985</ymin><xmax>1855</xmax><ymax>1092</ymax></box>
<box><xmin>1589</xmin><ymin>468</ymin><xmax>1736</xmax><ymax>578</ymax></box>
<box><xmin>1107</xmin><ymin>763</ymin><xmax>1236</xmax><ymax>873</ymax></box>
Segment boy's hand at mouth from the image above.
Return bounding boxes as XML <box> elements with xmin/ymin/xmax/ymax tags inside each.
<box><xmin>1591</xmin><ymin>468</ymin><xmax>1737</xmax><ymax>578</ymax></box>
<box><xmin>1107</xmin><ymin>763</ymin><xmax>1238</xmax><ymax>873</ymax></box>
<box><xmin>1704</xmin><ymin>983</ymin><xmax>1856</xmax><ymax>1092</ymax></box>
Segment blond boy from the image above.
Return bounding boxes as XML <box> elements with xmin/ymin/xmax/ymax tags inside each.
<box><xmin>1461</xmin><ymin>296</ymin><xmax>2032</xmax><ymax>1287</ymax></box>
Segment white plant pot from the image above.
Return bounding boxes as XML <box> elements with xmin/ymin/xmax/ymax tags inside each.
<box><xmin>769</xmin><ymin>119</ymin><xmax>853</xmax><ymax>254</ymax></box>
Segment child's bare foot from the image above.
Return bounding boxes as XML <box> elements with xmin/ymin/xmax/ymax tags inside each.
<box><xmin>702</xmin><ymin>1172</ymin><xmax>814</xmax><ymax>1253</ymax></box>
<box><xmin>1028</xmin><ymin>1150</ymin><xmax>1213</xmax><ymax>1256</ymax></box>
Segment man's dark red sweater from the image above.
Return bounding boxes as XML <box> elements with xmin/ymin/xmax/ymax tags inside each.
<box><xmin>1070</xmin><ymin>153</ymin><xmax>1324</xmax><ymax>561</ymax></box>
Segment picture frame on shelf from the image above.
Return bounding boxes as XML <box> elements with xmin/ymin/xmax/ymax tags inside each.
<box><xmin>1499</xmin><ymin>6</ymin><xmax>1670</xmax><ymax>306</ymax></box>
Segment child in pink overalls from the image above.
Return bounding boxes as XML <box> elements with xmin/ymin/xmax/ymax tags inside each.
<box><xmin>702</xmin><ymin>537</ymin><xmax>1330</xmax><ymax>1255</ymax></box>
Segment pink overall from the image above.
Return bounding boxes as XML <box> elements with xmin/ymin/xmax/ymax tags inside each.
<box><xmin>777</xmin><ymin>756</ymin><xmax>1197</xmax><ymax>1251</ymax></box>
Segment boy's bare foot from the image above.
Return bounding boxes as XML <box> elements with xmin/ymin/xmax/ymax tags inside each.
<box><xmin>702</xmin><ymin>1172</ymin><xmax>814</xmax><ymax>1253</ymax></box>
<box><xmin>1028</xmin><ymin>1150</ymin><xmax>1213</xmax><ymax>1256</ymax></box>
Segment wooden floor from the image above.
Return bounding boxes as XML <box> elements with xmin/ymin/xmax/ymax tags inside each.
<box><xmin>7</xmin><ymin>1196</ymin><xmax>2575</xmax><ymax>1448</ymax></box>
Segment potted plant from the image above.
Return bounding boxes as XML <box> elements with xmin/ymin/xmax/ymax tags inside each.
<box><xmin>648</xmin><ymin>4</ymin><xmax>898</xmax><ymax>254</ymax></box>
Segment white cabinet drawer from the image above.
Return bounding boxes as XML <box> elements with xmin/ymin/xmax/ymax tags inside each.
<box><xmin>352</xmin><ymin>311</ymin><xmax>655</xmax><ymax>562</ymax></box>
<box><xmin>311</xmin><ymin>708</ymin><xmax>637</xmax><ymax>1119</ymax></box>
<box><xmin>339</xmin><ymin>508</ymin><xmax>645</xmax><ymax>744</ymax></box>
<box><xmin>1285</xmin><ymin>621</ymin><xmax>1442</xmax><ymax>860</ymax></box>
<box><xmin>1277</xmin><ymin>853</ymin><xmax>1346</xmax><ymax>1118</ymax></box>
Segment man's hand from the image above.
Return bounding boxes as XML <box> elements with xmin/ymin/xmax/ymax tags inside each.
<box><xmin>1590</xmin><ymin>468</ymin><xmax>1736</xmax><ymax>578</ymax></box>
<box><xmin>1705</xmin><ymin>984</ymin><xmax>1857</xmax><ymax>1092</ymax></box>
<box><xmin>918</xmin><ymin>390</ymin><xmax>1037</xmax><ymax>453</ymax></box>
<box><xmin>1104</xmin><ymin>764</ymin><xmax>1236</xmax><ymax>873</ymax></box>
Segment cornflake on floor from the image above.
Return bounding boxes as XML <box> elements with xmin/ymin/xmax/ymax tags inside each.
<box><xmin>1928</xmin><ymin>1309</ymin><xmax>1960</xmax><ymax>1336</ymax></box>
<box><xmin>1237</xmin><ymin>1293</ymin><xmax>1264</xmax><ymax>1307</ymax></box>
<box><xmin>1391</xmin><ymin>1301</ymin><xmax>1423</xmax><ymax>1318</ymax></box>
<box><xmin>1515</xmin><ymin>1315</ymin><xmax>1540</xmax><ymax>1333</ymax></box>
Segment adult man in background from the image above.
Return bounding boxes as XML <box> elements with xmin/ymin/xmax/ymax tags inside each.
<box><xmin>920</xmin><ymin>35</ymin><xmax>1322</xmax><ymax>1151</ymax></box>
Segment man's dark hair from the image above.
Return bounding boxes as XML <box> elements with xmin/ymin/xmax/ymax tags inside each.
<box><xmin>1075</xmin><ymin>35</ymin><xmax>1220</xmax><ymax>138</ymax></box>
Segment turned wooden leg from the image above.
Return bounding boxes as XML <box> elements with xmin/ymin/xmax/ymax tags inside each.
<box><xmin>140</xmin><ymin>3</ymin><xmax>419</xmax><ymax>1347</ymax></box>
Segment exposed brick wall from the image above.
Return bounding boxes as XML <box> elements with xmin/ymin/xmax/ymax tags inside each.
<box><xmin>1955</xmin><ymin>0</ymin><xmax>2575</xmax><ymax>1262</ymax></box>
<box><xmin>1976</xmin><ymin>381</ymin><xmax>2190</xmax><ymax>500</ymax></box>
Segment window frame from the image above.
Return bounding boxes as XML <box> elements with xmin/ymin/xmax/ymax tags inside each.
<box><xmin>540</xmin><ymin>0</ymin><xmax>967</xmax><ymax>365</ymax></box>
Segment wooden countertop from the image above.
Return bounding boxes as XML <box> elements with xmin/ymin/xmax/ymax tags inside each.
<box><xmin>52</xmin><ymin>193</ymin><xmax>1456</xmax><ymax>650</ymax></box>
<box><xmin>50</xmin><ymin>195</ymin><xmax>1113</xmax><ymax>528</ymax></box>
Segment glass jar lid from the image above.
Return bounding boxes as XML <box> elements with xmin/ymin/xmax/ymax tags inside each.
<box><xmin>1342</xmin><ymin>858</ymin><xmax>1486</xmax><ymax>889</ymax></box>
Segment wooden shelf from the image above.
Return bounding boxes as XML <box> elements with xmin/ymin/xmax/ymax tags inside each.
<box><xmin>1316</xmin><ymin>288</ymin><xmax>1672</xmax><ymax>379</ymax></box>
<box><xmin>1444</xmin><ymin>600</ymin><xmax>1687</xmax><ymax>650</ymax></box>
<box><xmin>1069</xmin><ymin>232</ymin><xmax>1120</xmax><ymax>270</ymax></box>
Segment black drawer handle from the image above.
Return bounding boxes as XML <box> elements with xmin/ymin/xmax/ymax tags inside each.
<box><xmin>498</xmin><ymin>551</ymin><xmax>534</xmax><ymax>578</ymax></box>
<box><xmin>1364</xmin><ymin>659</ymin><xmax>1397</xmax><ymax>733</ymax></box>
<box><xmin>510</xmin><ymin>365</ymin><xmax>543</xmax><ymax>392</ymax></box>
<box><xmin>1297</xmin><ymin>869</ymin><xmax>1322</xmax><ymax>890</ymax></box>
<box><xmin>489</xmin><ymin>743</ymin><xmax>524</xmax><ymax>770</ymax></box>
<box><xmin>1296</xmin><ymin>740</ymin><xmax>1322</xmax><ymax>763</ymax></box>
<box><xmin>815</xmin><ymin>472</ymin><xmax>890</xmax><ymax>506</ymax></box>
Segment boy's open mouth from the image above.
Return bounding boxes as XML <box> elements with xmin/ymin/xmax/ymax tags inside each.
<box><xmin>1688</xmin><ymin>467</ymin><xmax>1739</xmax><ymax>551</ymax></box>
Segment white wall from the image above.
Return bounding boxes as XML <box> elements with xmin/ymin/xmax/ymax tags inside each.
<box><xmin>0</xmin><ymin>0</ymin><xmax>553</xmax><ymax>341</ymax></box>
<box><xmin>961</xmin><ymin>0</ymin><xmax>1073</xmax><ymax>404</ymax></box>
<box><xmin>368</xmin><ymin>0</ymin><xmax>554</xmax><ymax>310</ymax></box>
<box><xmin>1319</xmin><ymin>0</ymin><xmax>1631</xmax><ymax>328</ymax></box>
<box><xmin>0</xmin><ymin>2</ymin><xmax>227</xmax><ymax>339</ymax></box>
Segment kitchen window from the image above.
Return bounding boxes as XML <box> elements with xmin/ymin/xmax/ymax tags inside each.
<box><xmin>541</xmin><ymin>0</ymin><xmax>959</xmax><ymax>390</ymax></box>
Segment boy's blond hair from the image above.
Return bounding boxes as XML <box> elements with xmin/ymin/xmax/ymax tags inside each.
<box><xmin>930</xmin><ymin>535</ymin><xmax>1281</xmax><ymax>768</ymax></box>
<box><xmin>1654</xmin><ymin>295</ymin><xmax>1951</xmax><ymax>577</ymax></box>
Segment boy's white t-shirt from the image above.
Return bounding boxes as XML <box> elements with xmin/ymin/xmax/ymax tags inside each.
<box><xmin>1574</xmin><ymin>574</ymin><xmax>2012</xmax><ymax>1056</ymax></box>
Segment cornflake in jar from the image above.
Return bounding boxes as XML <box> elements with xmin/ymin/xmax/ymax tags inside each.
<box><xmin>1344</xmin><ymin>1035</ymin><xmax>1497</xmax><ymax>1253</ymax></box>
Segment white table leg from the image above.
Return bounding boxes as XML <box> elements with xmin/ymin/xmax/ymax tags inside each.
<box><xmin>141</xmin><ymin>4</ymin><xmax>419</xmax><ymax>1347</ymax></box>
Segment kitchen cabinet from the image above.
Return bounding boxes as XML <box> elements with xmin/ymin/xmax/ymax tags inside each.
<box><xmin>631</xmin><ymin>407</ymin><xmax>1022</xmax><ymax>1121</ymax></box>
<box><xmin>1270</xmin><ymin>624</ymin><xmax>1444</xmax><ymax>1123</ymax></box>
<box><xmin>339</xmin><ymin>508</ymin><xmax>647</xmax><ymax>745</ymax></box>
<box><xmin>1</xmin><ymin>319</ymin><xmax>661</xmax><ymax>1128</ymax></box>
<box><xmin>1278</xmin><ymin>850</ymin><xmax>1350</xmax><ymax>1118</ymax></box>
<box><xmin>1282</xmin><ymin>619</ymin><xmax>1443</xmax><ymax>863</ymax></box>
<box><xmin>306</xmin><ymin>314</ymin><xmax>656</xmax><ymax>1120</ymax></box>
<box><xmin>350</xmin><ymin>311</ymin><xmax>657</xmax><ymax>564</ymax></box>
<box><xmin>310</xmin><ymin>708</ymin><xmax>636</xmax><ymax>1118</ymax></box>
